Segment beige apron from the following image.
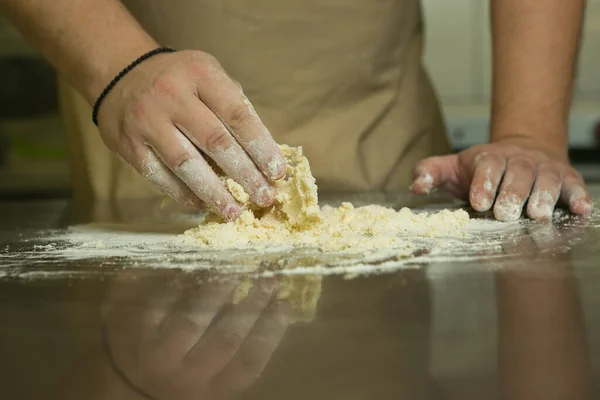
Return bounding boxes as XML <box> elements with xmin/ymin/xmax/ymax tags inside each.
<box><xmin>59</xmin><ymin>0</ymin><xmax>450</xmax><ymax>202</ymax></box>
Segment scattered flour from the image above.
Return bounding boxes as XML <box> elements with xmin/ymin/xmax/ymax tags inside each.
<box><xmin>0</xmin><ymin>209</ymin><xmax>526</xmax><ymax>279</ymax></box>
<box><xmin>5</xmin><ymin>146</ymin><xmax>592</xmax><ymax>279</ymax></box>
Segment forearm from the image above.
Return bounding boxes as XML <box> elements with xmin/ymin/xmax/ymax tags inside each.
<box><xmin>0</xmin><ymin>0</ymin><xmax>158</xmax><ymax>104</ymax></box>
<box><xmin>489</xmin><ymin>0</ymin><xmax>585</xmax><ymax>158</ymax></box>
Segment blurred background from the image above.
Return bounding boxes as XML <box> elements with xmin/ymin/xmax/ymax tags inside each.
<box><xmin>0</xmin><ymin>1</ymin><xmax>599</xmax><ymax>199</ymax></box>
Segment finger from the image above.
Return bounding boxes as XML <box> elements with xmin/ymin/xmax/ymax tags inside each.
<box><xmin>183</xmin><ymin>280</ymin><xmax>277</xmax><ymax>379</ymax></box>
<box><xmin>110</xmin><ymin>133</ymin><xmax>205</xmax><ymax>209</ymax></box>
<box><xmin>137</xmin><ymin>148</ymin><xmax>207</xmax><ymax>209</ymax></box>
<box><xmin>145</xmin><ymin>282</ymin><xmax>235</xmax><ymax>374</ymax></box>
<box><xmin>410</xmin><ymin>154</ymin><xmax>460</xmax><ymax>196</ymax></box>
<box><xmin>526</xmin><ymin>163</ymin><xmax>562</xmax><ymax>220</ymax></box>
<box><xmin>469</xmin><ymin>153</ymin><xmax>505</xmax><ymax>212</ymax></box>
<box><xmin>212</xmin><ymin>301</ymin><xmax>292</xmax><ymax>397</ymax></box>
<box><xmin>146</xmin><ymin>125</ymin><xmax>243</xmax><ymax>220</ymax></box>
<box><xmin>559</xmin><ymin>171</ymin><xmax>593</xmax><ymax>215</ymax></box>
<box><xmin>493</xmin><ymin>157</ymin><xmax>536</xmax><ymax>222</ymax></box>
<box><xmin>192</xmin><ymin>57</ymin><xmax>286</xmax><ymax>181</ymax></box>
<box><xmin>173</xmin><ymin>96</ymin><xmax>276</xmax><ymax>207</ymax></box>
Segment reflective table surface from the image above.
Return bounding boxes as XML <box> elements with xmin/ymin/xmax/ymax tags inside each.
<box><xmin>0</xmin><ymin>187</ymin><xmax>599</xmax><ymax>399</ymax></box>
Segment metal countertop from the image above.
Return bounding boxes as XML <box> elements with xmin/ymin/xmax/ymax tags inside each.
<box><xmin>0</xmin><ymin>188</ymin><xmax>599</xmax><ymax>399</ymax></box>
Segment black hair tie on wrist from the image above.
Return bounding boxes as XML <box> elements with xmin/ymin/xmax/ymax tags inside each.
<box><xmin>92</xmin><ymin>47</ymin><xmax>176</xmax><ymax>126</ymax></box>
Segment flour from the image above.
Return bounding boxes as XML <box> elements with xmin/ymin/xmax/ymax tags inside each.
<box><xmin>0</xmin><ymin>212</ymin><xmax>525</xmax><ymax>280</ymax></box>
<box><xmin>7</xmin><ymin>146</ymin><xmax>592</xmax><ymax>280</ymax></box>
<box><xmin>184</xmin><ymin>145</ymin><xmax>471</xmax><ymax>252</ymax></box>
<box><xmin>0</xmin><ymin>146</ymin><xmax>534</xmax><ymax>279</ymax></box>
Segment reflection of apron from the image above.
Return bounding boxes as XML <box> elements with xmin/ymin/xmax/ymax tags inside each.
<box><xmin>59</xmin><ymin>0</ymin><xmax>450</xmax><ymax>201</ymax></box>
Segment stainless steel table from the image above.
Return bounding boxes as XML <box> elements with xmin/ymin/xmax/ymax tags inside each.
<box><xmin>0</xmin><ymin>188</ymin><xmax>599</xmax><ymax>399</ymax></box>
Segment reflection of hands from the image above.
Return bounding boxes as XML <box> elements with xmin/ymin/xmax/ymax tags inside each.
<box><xmin>495</xmin><ymin>220</ymin><xmax>590</xmax><ymax>400</ymax></box>
<box><xmin>102</xmin><ymin>272</ymin><xmax>291</xmax><ymax>400</ymax></box>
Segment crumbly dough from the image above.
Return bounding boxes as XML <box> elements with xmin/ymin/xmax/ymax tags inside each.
<box><xmin>183</xmin><ymin>145</ymin><xmax>470</xmax><ymax>252</ymax></box>
<box><xmin>232</xmin><ymin>275</ymin><xmax>322</xmax><ymax>323</ymax></box>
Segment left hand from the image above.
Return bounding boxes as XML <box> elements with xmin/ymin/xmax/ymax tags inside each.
<box><xmin>410</xmin><ymin>138</ymin><xmax>593</xmax><ymax>221</ymax></box>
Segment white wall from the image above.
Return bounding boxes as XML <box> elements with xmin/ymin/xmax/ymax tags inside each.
<box><xmin>422</xmin><ymin>0</ymin><xmax>600</xmax><ymax>106</ymax></box>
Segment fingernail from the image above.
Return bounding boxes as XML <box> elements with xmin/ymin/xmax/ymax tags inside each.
<box><xmin>257</xmin><ymin>185</ymin><xmax>276</xmax><ymax>207</ymax></box>
<box><xmin>224</xmin><ymin>204</ymin><xmax>242</xmax><ymax>221</ymax></box>
<box><xmin>528</xmin><ymin>191</ymin><xmax>554</xmax><ymax>220</ymax></box>
<box><xmin>568</xmin><ymin>188</ymin><xmax>593</xmax><ymax>215</ymax></box>
<box><xmin>473</xmin><ymin>196</ymin><xmax>492</xmax><ymax>212</ymax></box>
<box><xmin>268</xmin><ymin>156</ymin><xmax>286</xmax><ymax>181</ymax></box>
<box><xmin>494</xmin><ymin>196</ymin><xmax>524</xmax><ymax>222</ymax></box>
<box><xmin>413</xmin><ymin>174</ymin><xmax>434</xmax><ymax>194</ymax></box>
<box><xmin>578</xmin><ymin>199</ymin><xmax>593</xmax><ymax>215</ymax></box>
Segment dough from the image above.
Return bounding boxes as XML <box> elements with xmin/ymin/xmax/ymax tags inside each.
<box><xmin>232</xmin><ymin>275</ymin><xmax>322</xmax><ymax>323</ymax></box>
<box><xmin>183</xmin><ymin>145</ymin><xmax>470</xmax><ymax>252</ymax></box>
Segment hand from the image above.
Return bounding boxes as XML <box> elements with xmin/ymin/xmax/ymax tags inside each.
<box><xmin>410</xmin><ymin>138</ymin><xmax>593</xmax><ymax>221</ymax></box>
<box><xmin>96</xmin><ymin>50</ymin><xmax>287</xmax><ymax>220</ymax></box>
<box><xmin>102</xmin><ymin>271</ymin><xmax>291</xmax><ymax>400</ymax></box>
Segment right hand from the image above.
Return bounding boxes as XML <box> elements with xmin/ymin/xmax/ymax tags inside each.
<box><xmin>96</xmin><ymin>50</ymin><xmax>287</xmax><ymax>220</ymax></box>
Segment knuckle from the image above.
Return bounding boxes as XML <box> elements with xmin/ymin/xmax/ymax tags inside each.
<box><xmin>226</xmin><ymin>104</ymin><xmax>253</xmax><ymax>128</ymax></box>
<box><xmin>188</xmin><ymin>53</ymin><xmax>220</xmax><ymax>75</ymax></box>
<box><xmin>508</xmin><ymin>157</ymin><xmax>535</xmax><ymax>173</ymax></box>
<box><xmin>475</xmin><ymin>151</ymin><xmax>502</xmax><ymax>167</ymax></box>
<box><xmin>203</xmin><ymin>127</ymin><xmax>232</xmax><ymax>150</ymax></box>
<box><xmin>501</xmin><ymin>144</ymin><xmax>521</xmax><ymax>154</ymax></box>
<box><xmin>564</xmin><ymin>168</ymin><xmax>584</xmax><ymax>182</ymax></box>
<box><xmin>169</xmin><ymin>151</ymin><xmax>192</xmax><ymax>168</ymax></box>
<box><xmin>238</xmin><ymin>350</ymin><xmax>265</xmax><ymax>374</ymax></box>
<box><xmin>544</xmin><ymin>176</ymin><xmax>562</xmax><ymax>190</ymax></box>
<box><xmin>536</xmin><ymin>161</ymin><xmax>559</xmax><ymax>174</ymax></box>
<box><xmin>151</xmin><ymin>75</ymin><xmax>178</xmax><ymax>98</ymax></box>
<box><xmin>125</xmin><ymin>98</ymin><xmax>151</xmax><ymax>122</ymax></box>
<box><xmin>187</xmin><ymin>58</ymin><xmax>209</xmax><ymax>77</ymax></box>
<box><xmin>216</xmin><ymin>331</ymin><xmax>244</xmax><ymax>353</ymax></box>
<box><xmin>198</xmin><ymin>52</ymin><xmax>220</xmax><ymax>67</ymax></box>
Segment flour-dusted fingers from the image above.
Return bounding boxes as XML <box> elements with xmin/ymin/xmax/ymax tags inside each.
<box><xmin>172</xmin><ymin>94</ymin><xmax>276</xmax><ymax>207</ymax></box>
<box><xmin>493</xmin><ymin>157</ymin><xmax>536</xmax><ymax>221</ymax></box>
<box><xmin>183</xmin><ymin>280</ymin><xmax>277</xmax><ymax>380</ymax></box>
<box><xmin>469</xmin><ymin>152</ymin><xmax>505</xmax><ymax>212</ymax></box>
<box><xmin>136</xmin><ymin>147</ymin><xmax>206</xmax><ymax>209</ymax></box>
<box><xmin>212</xmin><ymin>301</ymin><xmax>292</xmax><ymax>397</ymax></box>
<box><xmin>191</xmin><ymin>54</ymin><xmax>286</xmax><ymax>181</ymax></box>
<box><xmin>526</xmin><ymin>163</ymin><xmax>562</xmax><ymax>220</ymax></box>
<box><xmin>559</xmin><ymin>170</ymin><xmax>593</xmax><ymax>215</ymax></box>
<box><xmin>147</xmin><ymin>124</ymin><xmax>243</xmax><ymax>220</ymax></box>
<box><xmin>100</xmin><ymin>120</ymin><xmax>205</xmax><ymax>209</ymax></box>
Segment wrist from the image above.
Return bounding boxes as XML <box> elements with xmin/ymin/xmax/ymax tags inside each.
<box><xmin>83</xmin><ymin>39</ymin><xmax>160</xmax><ymax>104</ymax></box>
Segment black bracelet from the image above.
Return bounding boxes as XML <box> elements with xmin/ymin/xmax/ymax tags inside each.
<box><xmin>92</xmin><ymin>47</ymin><xmax>176</xmax><ymax>126</ymax></box>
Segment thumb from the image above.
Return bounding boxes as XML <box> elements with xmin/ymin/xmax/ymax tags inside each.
<box><xmin>410</xmin><ymin>154</ymin><xmax>460</xmax><ymax>195</ymax></box>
